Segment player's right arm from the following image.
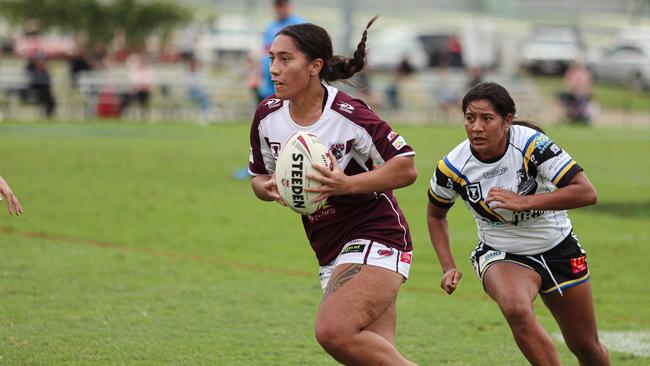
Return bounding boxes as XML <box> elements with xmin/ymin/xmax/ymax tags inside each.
<box><xmin>427</xmin><ymin>159</ymin><xmax>462</xmax><ymax>294</ymax></box>
<box><xmin>427</xmin><ymin>202</ymin><xmax>461</xmax><ymax>294</ymax></box>
<box><xmin>251</xmin><ymin>174</ymin><xmax>286</xmax><ymax>206</ymax></box>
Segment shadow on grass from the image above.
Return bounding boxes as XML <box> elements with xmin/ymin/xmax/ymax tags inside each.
<box><xmin>579</xmin><ymin>201</ymin><xmax>650</xmax><ymax>219</ymax></box>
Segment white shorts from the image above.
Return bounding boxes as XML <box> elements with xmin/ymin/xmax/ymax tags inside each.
<box><xmin>318</xmin><ymin>239</ymin><xmax>413</xmax><ymax>291</ymax></box>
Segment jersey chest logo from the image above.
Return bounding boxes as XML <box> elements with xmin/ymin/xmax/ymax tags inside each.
<box><xmin>270</xmin><ymin>142</ymin><xmax>281</xmax><ymax>159</ymax></box>
<box><xmin>466</xmin><ymin>182</ymin><xmax>483</xmax><ymax>203</ymax></box>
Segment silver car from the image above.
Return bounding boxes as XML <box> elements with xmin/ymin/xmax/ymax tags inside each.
<box><xmin>590</xmin><ymin>41</ymin><xmax>650</xmax><ymax>91</ymax></box>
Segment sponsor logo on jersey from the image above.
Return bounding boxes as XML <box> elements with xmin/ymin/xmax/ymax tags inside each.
<box><xmin>341</xmin><ymin>243</ymin><xmax>366</xmax><ymax>255</ymax></box>
<box><xmin>483</xmin><ymin>166</ymin><xmax>508</xmax><ymax>179</ymax></box>
<box><xmin>392</xmin><ymin>136</ymin><xmax>406</xmax><ymax>150</ymax></box>
<box><xmin>377</xmin><ymin>248</ymin><xmax>394</xmax><ymax>257</ymax></box>
<box><xmin>400</xmin><ymin>252</ymin><xmax>412</xmax><ymax>264</ymax></box>
<box><xmin>337</xmin><ymin>102</ymin><xmax>355</xmax><ymax>114</ymax></box>
<box><xmin>264</xmin><ymin>98</ymin><xmax>282</xmax><ymax>109</ymax></box>
<box><xmin>329</xmin><ymin>142</ymin><xmax>345</xmax><ymax>160</ymax></box>
<box><xmin>550</xmin><ymin>143</ymin><xmax>561</xmax><ymax>154</ymax></box>
<box><xmin>466</xmin><ymin>182</ymin><xmax>483</xmax><ymax>203</ymax></box>
<box><xmin>571</xmin><ymin>255</ymin><xmax>587</xmax><ymax>274</ymax></box>
<box><xmin>270</xmin><ymin>142</ymin><xmax>281</xmax><ymax>159</ymax></box>
<box><xmin>387</xmin><ymin>131</ymin><xmax>398</xmax><ymax>141</ymax></box>
<box><xmin>534</xmin><ymin>135</ymin><xmax>554</xmax><ymax>154</ymax></box>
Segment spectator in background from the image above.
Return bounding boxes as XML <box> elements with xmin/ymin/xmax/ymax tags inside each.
<box><xmin>466</xmin><ymin>66</ymin><xmax>483</xmax><ymax>89</ymax></box>
<box><xmin>559</xmin><ymin>62</ymin><xmax>593</xmax><ymax>124</ymax></box>
<box><xmin>255</xmin><ymin>0</ymin><xmax>305</xmax><ymax>102</ymax></box>
<box><xmin>185</xmin><ymin>54</ymin><xmax>213</xmax><ymax>124</ymax></box>
<box><xmin>0</xmin><ymin>176</ymin><xmax>23</xmax><ymax>216</ymax></box>
<box><xmin>26</xmin><ymin>55</ymin><xmax>56</xmax><ymax>118</ymax></box>
<box><xmin>432</xmin><ymin>52</ymin><xmax>459</xmax><ymax>121</ymax></box>
<box><xmin>385</xmin><ymin>56</ymin><xmax>414</xmax><ymax>110</ymax></box>
<box><xmin>234</xmin><ymin>0</ymin><xmax>305</xmax><ymax>180</ymax></box>
<box><xmin>123</xmin><ymin>53</ymin><xmax>154</xmax><ymax>118</ymax></box>
<box><xmin>69</xmin><ymin>45</ymin><xmax>92</xmax><ymax>88</ymax></box>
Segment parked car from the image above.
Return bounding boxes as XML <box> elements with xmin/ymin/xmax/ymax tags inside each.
<box><xmin>367</xmin><ymin>25</ymin><xmax>463</xmax><ymax>71</ymax></box>
<box><xmin>520</xmin><ymin>25</ymin><xmax>585</xmax><ymax>75</ymax></box>
<box><xmin>590</xmin><ymin>40</ymin><xmax>650</xmax><ymax>91</ymax></box>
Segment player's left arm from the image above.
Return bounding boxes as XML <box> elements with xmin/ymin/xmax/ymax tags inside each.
<box><xmin>0</xmin><ymin>175</ymin><xmax>23</xmax><ymax>216</ymax></box>
<box><xmin>306</xmin><ymin>152</ymin><xmax>416</xmax><ymax>203</ymax></box>
<box><xmin>486</xmin><ymin>171</ymin><xmax>597</xmax><ymax>211</ymax></box>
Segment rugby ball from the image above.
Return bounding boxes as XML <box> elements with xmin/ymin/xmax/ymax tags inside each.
<box><xmin>275</xmin><ymin>131</ymin><xmax>332</xmax><ymax>215</ymax></box>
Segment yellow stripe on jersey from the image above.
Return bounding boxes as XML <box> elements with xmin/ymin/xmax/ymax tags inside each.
<box><xmin>428</xmin><ymin>187</ymin><xmax>452</xmax><ymax>204</ymax></box>
<box><xmin>479</xmin><ymin>201</ymin><xmax>507</xmax><ymax>222</ymax></box>
<box><xmin>523</xmin><ymin>137</ymin><xmax>537</xmax><ymax>175</ymax></box>
<box><xmin>552</xmin><ymin>160</ymin><xmax>577</xmax><ymax>186</ymax></box>
<box><xmin>437</xmin><ymin>159</ymin><xmax>468</xmax><ymax>185</ymax></box>
<box><xmin>437</xmin><ymin>159</ymin><xmax>506</xmax><ymax>222</ymax></box>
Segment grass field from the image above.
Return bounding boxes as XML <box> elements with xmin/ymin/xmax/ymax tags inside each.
<box><xmin>0</xmin><ymin>121</ymin><xmax>649</xmax><ymax>365</ymax></box>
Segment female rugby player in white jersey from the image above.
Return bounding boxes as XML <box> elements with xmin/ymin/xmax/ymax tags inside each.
<box><xmin>427</xmin><ymin>82</ymin><xmax>609</xmax><ymax>365</ymax></box>
<box><xmin>248</xmin><ymin>18</ymin><xmax>418</xmax><ymax>365</ymax></box>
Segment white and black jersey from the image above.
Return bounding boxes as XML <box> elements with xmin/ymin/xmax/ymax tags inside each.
<box><xmin>428</xmin><ymin>125</ymin><xmax>583</xmax><ymax>255</ymax></box>
<box><xmin>249</xmin><ymin>84</ymin><xmax>415</xmax><ymax>265</ymax></box>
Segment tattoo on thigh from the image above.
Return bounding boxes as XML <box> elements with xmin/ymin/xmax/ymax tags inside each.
<box><xmin>321</xmin><ymin>264</ymin><xmax>362</xmax><ymax>304</ymax></box>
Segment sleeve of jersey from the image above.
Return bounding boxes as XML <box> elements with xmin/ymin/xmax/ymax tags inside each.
<box><xmin>526</xmin><ymin>133</ymin><xmax>583</xmax><ymax>188</ymax></box>
<box><xmin>248</xmin><ymin>110</ymin><xmax>272</xmax><ymax>176</ymax></box>
<box><xmin>428</xmin><ymin>161</ymin><xmax>458</xmax><ymax>209</ymax></box>
<box><xmin>356</xmin><ymin>104</ymin><xmax>414</xmax><ymax>161</ymax></box>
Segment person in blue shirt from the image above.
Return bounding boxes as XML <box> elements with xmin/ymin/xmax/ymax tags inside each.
<box><xmin>235</xmin><ymin>0</ymin><xmax>306</xmax><ymax>180</ymax></box>
<box><xmin>256</xmin><ymin>0</ymin><xmax>305</xmax><ymax>102</ymax></box>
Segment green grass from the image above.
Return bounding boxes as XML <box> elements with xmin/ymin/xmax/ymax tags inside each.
<box><xmin>533</xmin><ymin>76</ymin><xmax>650</xmax><ymax>113</ymax></box>
<box><xmin>1</xmin><ymin>121</ymin><xmax>649</xmax><ymax>365</ymax></box>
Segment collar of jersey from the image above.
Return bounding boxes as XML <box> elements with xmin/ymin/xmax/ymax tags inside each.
<box><xmin>284</xmin><ymin>83</ymin><xmax>336</xmax><ymax>129</ymax></box>
<box><xmin>469</xmin><ymin>130</ymin><xmax>512</xmax><ymax>164</ymax></box>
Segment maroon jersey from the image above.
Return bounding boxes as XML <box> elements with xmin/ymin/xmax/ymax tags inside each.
<box><xmin>249</xmin><ymin>85</ymin><xmax>415</xmax><ymax>265</ymax></box>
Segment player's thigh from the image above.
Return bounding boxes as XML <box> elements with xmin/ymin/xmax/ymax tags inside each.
<box><xmin>366</xmin><ymin>301</ymin><xmax>397</xmax><ymax>345</ymax></box>
<box><xmin>317</xmin><ymin>263</ymin><xmax>403</xmax><ymax>333</ymax></box>
<box><xmin>542</xmin><ymin>281</ymin><xmax>600</xmax><ymax>346</ymax></box>
<box><xmin>483</xmin><ymin>261</ymin><xmax>541</xmax><ymax>311</ymax></box>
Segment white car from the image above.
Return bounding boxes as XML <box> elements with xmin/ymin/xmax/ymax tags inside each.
<box><xmin>366</xmin><ymin>25</ymin><xmax>463</xmax><ymax>71</ymax></box>
<box><xmin>520</xmin><ymin>25</ymin><xmax>585</xmax><ymax>75</ymax></box>
<box><xmin>590</xmin><ymin>41</ymin><xmax>650</xmax><ymax>91</ymax></box>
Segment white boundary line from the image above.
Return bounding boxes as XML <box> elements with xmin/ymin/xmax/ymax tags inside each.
<box><xmin>553</xmin><ymin>331</ymin><xmax>650</xmax><ymax>357</ymax></box>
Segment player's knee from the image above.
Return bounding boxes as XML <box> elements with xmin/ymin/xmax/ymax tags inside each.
<box><xmin>499</xmin><ymin>300</ymin><xmax>534</xmax><ymax>328</ymax></box>
<box><xmin>567</xmin><ymin>337</ymin><xmax>609</xmax><ymax>362</ymax></box>
<box><xmin>314</xmin><ymin>321</ymin><xmax>354</xmax><ymax>354</ymax></box>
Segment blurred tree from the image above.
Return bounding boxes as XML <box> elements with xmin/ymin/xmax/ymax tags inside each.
<box><xmin>0</xmin><ymin>0</ymin><xmax>190</xmax><ymax>50</ymax></box>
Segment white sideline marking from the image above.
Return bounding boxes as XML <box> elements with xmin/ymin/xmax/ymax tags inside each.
<box><xmin>553</xmin><ymin>331</ymin><xmax>650</xmax><ymax>357</ymax></box>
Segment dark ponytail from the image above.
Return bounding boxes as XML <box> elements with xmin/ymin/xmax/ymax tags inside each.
<box><xmin>324</xmin><ymin>16</ymin><xmax>377</xmax><ymax>82</ymax></box>
<box><xmin>277</xmin><ymin>16</ymin><xmax>378</xmax><ymax>83</ymax></box>
<box><xmin>512</xmin><ymin>120</ymin><xmax>545</xmax><ymax>134</ymax></box>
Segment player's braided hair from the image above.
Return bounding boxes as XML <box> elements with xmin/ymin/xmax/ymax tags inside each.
<box><xmin>277</xmin><ymin>16</ymin><xmax>378</xmax><ymax>82</ymax></box>
<box><xmin>324</xmin><ymin>16</ymin><xmax>377</xmax><ymax>82</ymax></box>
